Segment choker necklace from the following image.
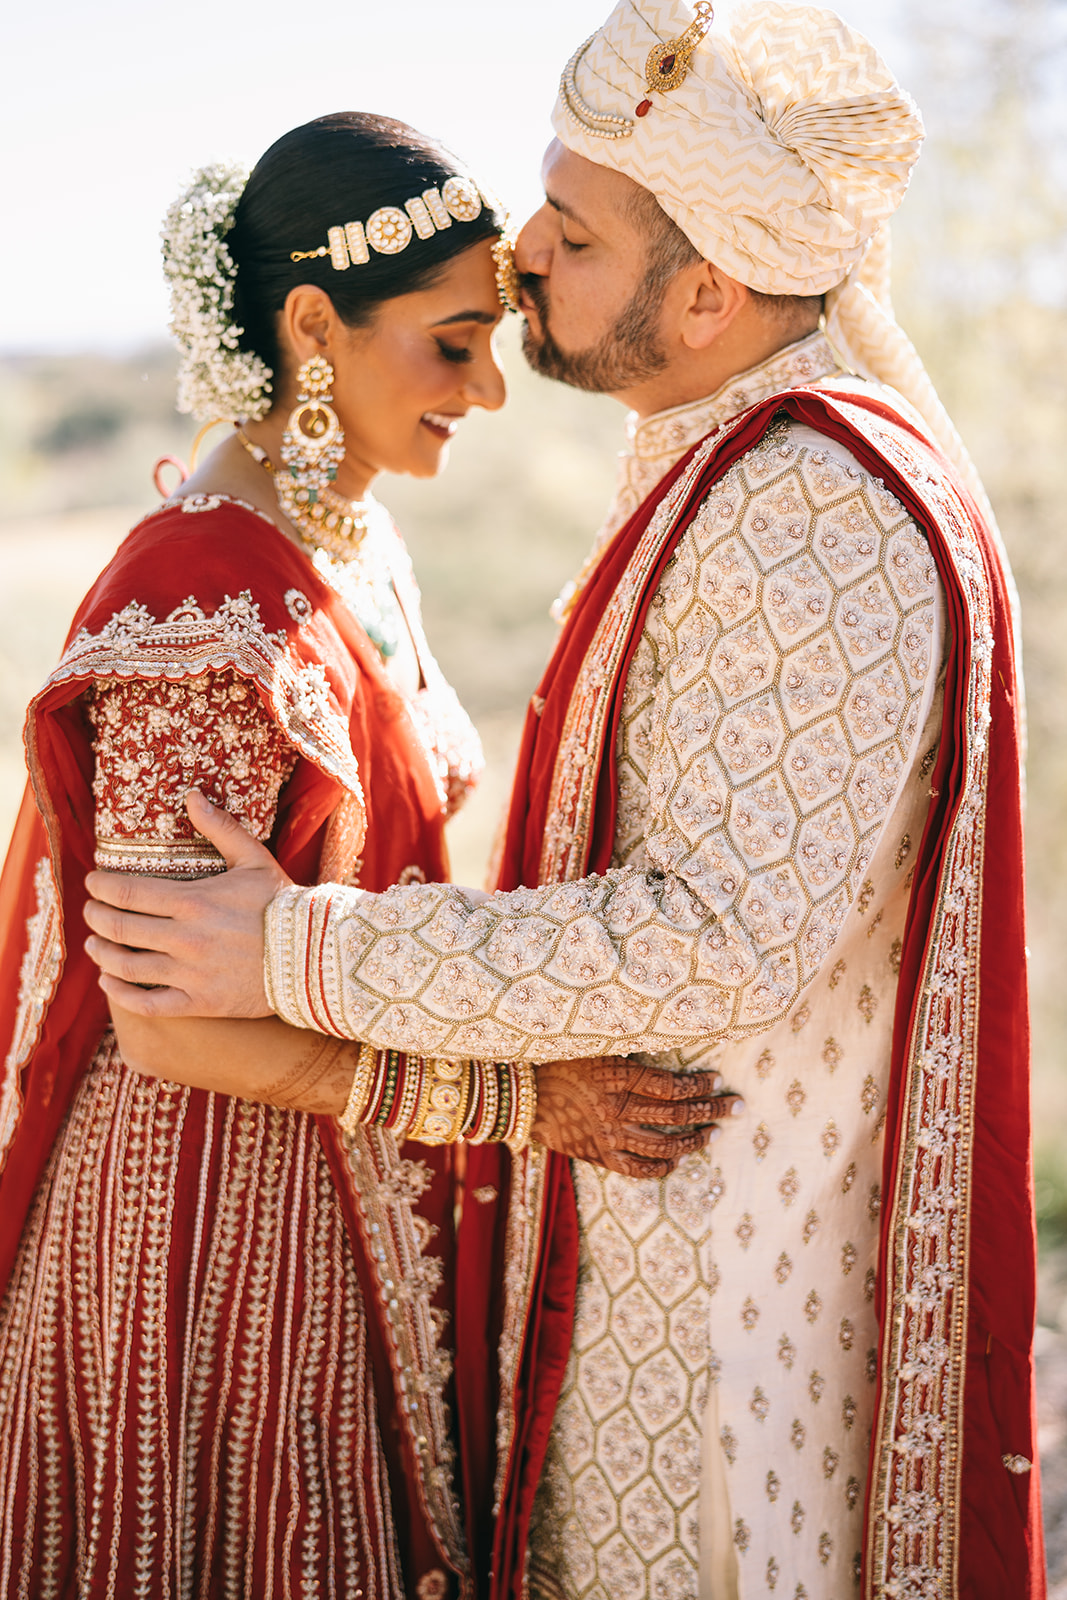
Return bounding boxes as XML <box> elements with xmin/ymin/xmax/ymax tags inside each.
<box><xmin>234</xmin><ymin>425</ymin><xmax>401</xmax><ymax>658</ymax></box>
<box><xmin>234</xmin><ymin>425</ymin><xmax>370</xmax><ymax>560</ymax></box>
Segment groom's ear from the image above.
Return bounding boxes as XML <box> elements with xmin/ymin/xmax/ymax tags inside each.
<box><xmin>677</xmin><ymin>261</ymin><xmax>748</xmax><ymax>351</ymax></box>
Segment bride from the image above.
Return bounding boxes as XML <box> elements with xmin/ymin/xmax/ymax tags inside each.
<box><xmin>0</xmin><ymin>112</ymin><xmax>724</xmax><ymax>1597</ymax></box>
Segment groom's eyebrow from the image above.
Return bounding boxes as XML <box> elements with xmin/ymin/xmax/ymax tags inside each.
<box><xmin>432</xmin><ymin>310</ymin><xmax>499</xmax><ymax>326</ymax></box>
<box><xmin>546</xmin><ymin>193</ymin><xmax>596</xmax><ymax>233</ymax></box>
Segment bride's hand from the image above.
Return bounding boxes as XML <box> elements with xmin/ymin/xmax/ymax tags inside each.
<box><xmin>83</xmin><ymin>790</ymin><xmax>288</xmax><ymax>1018</ymax></box>
<box><xmin>532</xmin><ymin>1056</ymin><xmax>744</xmax><ymax>1179</ymax></box>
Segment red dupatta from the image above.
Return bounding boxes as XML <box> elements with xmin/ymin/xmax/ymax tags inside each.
<box><xmin>490</xmin><ymin>387</ymin><xmax>1041</xmax><ymax>1598</ymax></box>
<box><xmin>0</xmin><ymin>496</ymin><xmax>504</xmax><ymax>1599</ymax></box>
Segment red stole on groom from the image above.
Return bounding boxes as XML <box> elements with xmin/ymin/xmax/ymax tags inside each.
<box><xmin>489</xmin><ymin>387</ymin><xmax>1042</xmax><ymax>1600</ymax></box>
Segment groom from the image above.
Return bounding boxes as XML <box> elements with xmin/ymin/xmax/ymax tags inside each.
<box><xmin>85</xmin><ymin>2</ymin><xmax>1041</xmax><ymax>1595</ymax></box>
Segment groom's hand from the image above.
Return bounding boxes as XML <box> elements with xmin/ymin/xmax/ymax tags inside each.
<box><xmin>83</xmin><ymin>791</ymin><xmax>289</xmax><ymax>1018</ymax></box>
<box><xmin>533</xmin><ymin>1057</ymin><xmax>743</xmax><ymax>1178</ymax></box>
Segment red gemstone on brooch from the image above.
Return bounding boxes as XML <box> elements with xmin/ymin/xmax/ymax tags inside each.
<box><xmin>636</xmin><ymin>98</ymin><xmax>653</xmax><ymax>117</ymax></box>
<box><xmin>659</xmin><ymin>53</ymin><xmax>677</xmax><ymax>73</ymax></box>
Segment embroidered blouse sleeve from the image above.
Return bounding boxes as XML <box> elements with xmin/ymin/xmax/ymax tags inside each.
<box><xmin>86</xmin><ymin>669</ymin><xmax>298</xmax><ymax>877</ymax></box>
<box><xmin>265</xmin><ymin>428</ymin><xmax>943</xmax><ymax>1059</ymax></box>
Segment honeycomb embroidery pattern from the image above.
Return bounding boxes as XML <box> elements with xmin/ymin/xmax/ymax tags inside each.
<box><xmin>311</xmin><ymin>423</ymin><xmax>937</xmax><ymax>1068</ymax></box>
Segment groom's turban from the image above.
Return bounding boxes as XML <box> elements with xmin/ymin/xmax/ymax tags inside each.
<box><xmin>552</xmin><ymin>1</ymin><xmax>990</xmax><ymax>512</ymax></box>
<box><xmin>551</xmin><ymin>0</ymin><xmax>923</xmax><ymax>296</ymax></box>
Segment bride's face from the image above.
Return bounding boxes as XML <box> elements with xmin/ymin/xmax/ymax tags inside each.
<box><xmin>329</xmin><ymin>239</ymin><xmax>507</xmax><ymax>496</ymax></box>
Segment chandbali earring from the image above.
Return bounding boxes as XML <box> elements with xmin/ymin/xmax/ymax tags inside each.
<box><xmin>274</xmin><ymin>354</ymin><xmax>369</xmax><ymax>556</ymax></box>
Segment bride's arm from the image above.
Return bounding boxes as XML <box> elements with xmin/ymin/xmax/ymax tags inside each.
<box><xmin>108</xmin><ymin>1004</ymin><xmax>360</xmax><ymax>1113</ymax></box>
<box><xmin>107</xmin><ymin>1001</ymin><xmax>739</xmax><ymax>1176</ymax></box>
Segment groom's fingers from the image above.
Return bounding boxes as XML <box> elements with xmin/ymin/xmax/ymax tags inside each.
<box><xmin>97</xmin><ymin>971</ymin><xmax>196</xmax><ymax>1018</ymax></box>
<box><xmin>83</xmin><ymin>899</ymin><xmax>186</xmax><ymax>955</ymax></box>
<box><xmin>185</xmin><ymin>790</ymin><xmax>277</xmax><ymax>870</ymax></box>
<box><xmin>85</xmin><ymin>932</ymin><xmax>176</xmax><ymax>985</ymax></box>
<box><xmin>85</xmin><ymin>869</ymin><xmax>190</xmax><ymax>919</ymax></box>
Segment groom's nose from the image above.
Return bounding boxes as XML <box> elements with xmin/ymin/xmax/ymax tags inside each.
<box><xmin>514</xmin><ymin>205</ymin><xmax>554</xmax><ymax>278</ymax></box>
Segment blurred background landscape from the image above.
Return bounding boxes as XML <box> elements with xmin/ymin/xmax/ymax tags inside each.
<box><xmin>3</xmin><ymin>0</ymin><xmax>1066</xmax><ymax>1576</ymax></box>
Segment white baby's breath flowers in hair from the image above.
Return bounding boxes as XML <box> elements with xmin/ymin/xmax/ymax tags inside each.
<box><xmin>162</xmin><ymin>163</ymin><xmax>273</xmax><ymax>422</ymax></box>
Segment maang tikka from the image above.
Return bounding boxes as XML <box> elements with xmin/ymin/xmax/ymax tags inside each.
<box><xmin>275</xmin><ymin>355</ymin><xmax>368</xmax><ymax>554</ymax></box>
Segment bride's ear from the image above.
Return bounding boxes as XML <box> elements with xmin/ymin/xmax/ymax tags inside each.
<box><xmin>278</xmin><ymin>285</ymin><xmax>337</xmax><ymax>372</ymax></box>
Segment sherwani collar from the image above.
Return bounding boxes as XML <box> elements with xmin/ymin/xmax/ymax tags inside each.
<box><xmin>596</xmin><ymin>331</ymin><xmax>841</xmax><ymax>547</ymax></box>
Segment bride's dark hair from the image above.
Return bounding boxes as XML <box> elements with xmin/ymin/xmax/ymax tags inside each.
<box><xmin>229</xmin><ymin>112</ymin><xmax>505</xmax><ymax>377</ymax></box>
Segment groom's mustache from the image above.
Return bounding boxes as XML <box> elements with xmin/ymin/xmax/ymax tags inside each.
<box><xmin>517</xmin><ymin>272</ymin><xmax>550</xmax><ymax>324</ymax></box>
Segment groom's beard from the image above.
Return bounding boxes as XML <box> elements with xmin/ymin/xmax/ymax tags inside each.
<box><xmin>519</xmin><ymin>271</ymin><xmax>669</xmax><ymax>393</ymax></box>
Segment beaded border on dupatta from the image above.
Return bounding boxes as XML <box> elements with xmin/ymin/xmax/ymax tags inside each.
<box><xmin>0</xmin><ymin>856</ymin><xmax>62</xmax><ymax>1163</ymax></box>
<box><xmin>832</xmin><ymin>397</ymin><xmax>994</xmax><ymax>1600</ymax></box>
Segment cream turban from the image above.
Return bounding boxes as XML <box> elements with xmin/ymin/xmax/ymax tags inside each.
<box><xmin>552</xmin><ymin>0</ymin><xmax>992</xmax><ymax>515</ymax></box>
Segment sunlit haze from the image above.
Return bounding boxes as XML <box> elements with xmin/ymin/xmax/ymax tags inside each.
<box><xmin>3</xmin><ymin>0</ymin><xmax>903</xmax><ymax>352</ymax></box>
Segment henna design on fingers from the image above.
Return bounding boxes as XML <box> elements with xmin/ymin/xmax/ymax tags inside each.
<box><xmin>532</xmin><ymin>1055</ymin><xmax>742</xmax><ymax>1177</ymax></box>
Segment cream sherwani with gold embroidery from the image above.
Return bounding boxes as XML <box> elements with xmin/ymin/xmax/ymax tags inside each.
<box><xmin>266</xmin><ymin>335</ymin><xmax>946</xmax><ymax>1600</ymax></box>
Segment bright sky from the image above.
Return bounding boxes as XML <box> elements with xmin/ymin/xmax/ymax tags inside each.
<box><xmin>3</xmin><ymin>0</ymin><xmax>902</xmax><ymax>353</ymax></box>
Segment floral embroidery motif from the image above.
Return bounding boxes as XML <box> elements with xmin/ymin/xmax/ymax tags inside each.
<box><xmin>767</xmin><ymin>1470</ymin><xmax>781</xmax><ymax>1501</ymax></box>
<box><xmin>284</xmin><ymin>587</ymin><xmax>313</xmax><ymax>623</ymax></box>
<box><xmin>45</xmin><ymin>589</ymin><xmax>367</xmax><ymax>831</ymax></box>
<box><xmin>87</xmin><ymin>672</ymin><xmax>297</xmax><ymax>875</ymax></box>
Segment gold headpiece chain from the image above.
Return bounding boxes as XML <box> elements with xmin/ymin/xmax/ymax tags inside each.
<box><xmin>291</xmin><ymin>176</ymin><xmax>486</xmax><ymax>270</ymax></box>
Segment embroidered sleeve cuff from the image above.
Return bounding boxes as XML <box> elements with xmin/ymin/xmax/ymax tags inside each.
<box><xmin>265</xmin><ymin>883</ymin><xmax>368</xmax><ymax>1037</ymax></box>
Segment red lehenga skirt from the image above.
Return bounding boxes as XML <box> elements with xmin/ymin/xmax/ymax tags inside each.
<box><xmin>0</xmin><ymin>498</ymin><xmax>503</xmax><ymax>1599</ymax></box>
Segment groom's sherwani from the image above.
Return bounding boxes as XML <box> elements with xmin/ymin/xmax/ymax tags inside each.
<box><xmin>266</xmin><ymin>334</ymin><xmax>1036</xmax><ymax>1599</ymax></box>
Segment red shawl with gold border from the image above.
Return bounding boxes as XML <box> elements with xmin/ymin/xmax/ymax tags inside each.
<box><xmin>490</xmin><ymin>389</ymin><xmax>1042</xmax><ymax>1599</ymax></box>
<box><xmin>0</xmin><ymin>498</ymin><xmax>504</xmax><ymax>1598</ymax></box>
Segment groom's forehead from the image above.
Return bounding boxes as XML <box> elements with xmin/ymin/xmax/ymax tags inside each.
<box><xmin>539</xmin><ymin>139</ymin><xmax>645</xmax><ymax>229</ymax></box>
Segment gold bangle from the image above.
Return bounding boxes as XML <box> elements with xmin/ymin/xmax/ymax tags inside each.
<box><xmin>338</xmin><ymin>1041</ymin><xmax>380</xmax><ymax>1139</ymax></box>
<box><xmin>391</xmin><ymin>1055</ymin><xmax>422</xmax><ymax>1137</ymax></box>
<box><xmin>505</xmin><ymin>1062</ymin><xmax>537</xmax><ymax>1154</ymax></box>
<box><xmin>467</xmin><ymin>1060</ymin><xmax>499</xmax><ymax>1144</ymax></box>
<box><xmin>410</xmin><ymin>1058</ymin><xmax>470</xmax><ymax>1145</ymax></box>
